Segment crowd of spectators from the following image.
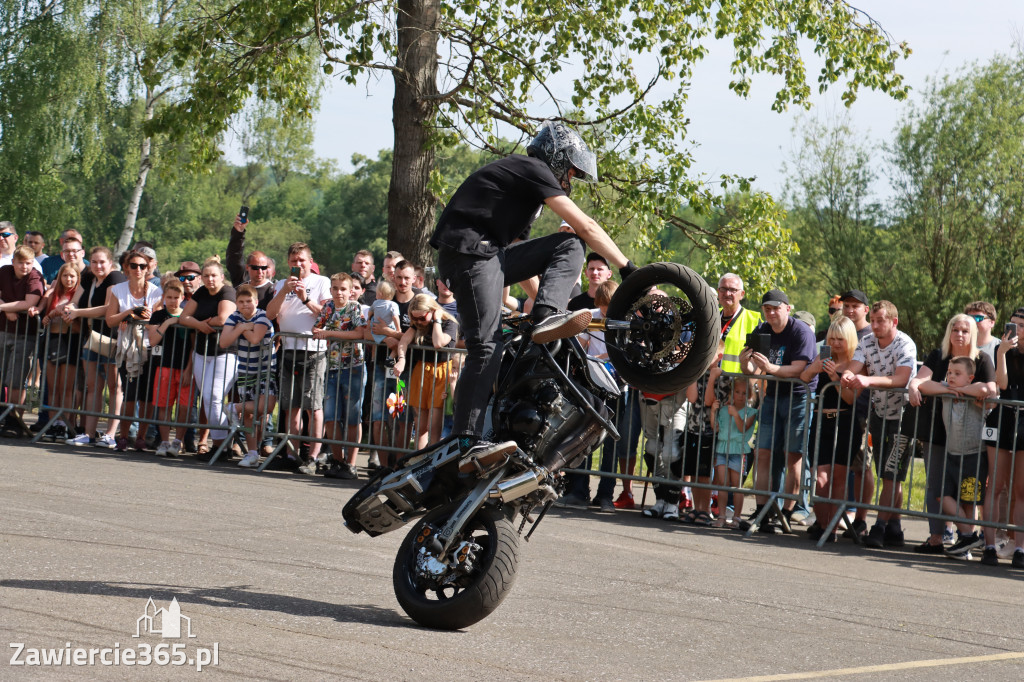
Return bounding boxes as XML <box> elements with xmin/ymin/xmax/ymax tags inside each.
<box><xmin>1</xmin><ymin>216</ymin><xmax>1022</xmax><ymax>569</ymax></box>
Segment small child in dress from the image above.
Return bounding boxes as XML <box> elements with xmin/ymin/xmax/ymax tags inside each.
<box><xmin>367</xmin><ymin>280</ymin><xmax>400</xmax><ymax>350</ymax></box>
<box><xmin>917</xmin><ymin>355</ymin><xmax>988</xmax><ymax>558</ymax></box>
<box><xmin>220</xmin><ymin>284</ymin><xmax>277</xmax><ymax>468</ymax></box>
<box><xmin>710</xmin><ymin>378</ymin><xmax>757</xmax><ymax>528</ymax></box>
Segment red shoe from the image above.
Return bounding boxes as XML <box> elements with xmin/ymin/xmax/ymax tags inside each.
<box><xmin>613</xmin><ymin>491</ymin><xmax>635</xmax><ymax>509</ymax></box>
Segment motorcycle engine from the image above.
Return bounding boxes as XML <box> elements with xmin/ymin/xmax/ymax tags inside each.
<box><xmin>493</xmin><ymin>373</ymin><xmax>605</xmax><ymax>470</ymax></box>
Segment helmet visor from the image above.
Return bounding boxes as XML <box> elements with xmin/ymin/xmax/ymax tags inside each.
<box><xmin>567</xmin><ymin>146</ymin><xmax>598</xmax><ymax>183</ymax></box>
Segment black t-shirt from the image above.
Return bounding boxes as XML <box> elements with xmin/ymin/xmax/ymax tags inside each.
<box><xmin>149</xmin><ymin>310</ymin><xmax>193</xmax><ymax>370</ymax></box>
<box><xmin>568</xmin><ymin>291</ymin><xmax>595</xmax><ymax>312</ymax></box>
<box><xmin>914</xmin><ymin>349</ymin><xmax>995</xmax><ymax>445</ymax></box>
<box><xmin>79</xmin><ymin>270</ymin><xmax>127</xmax><ymax>337</ymax></box>
<box><xmin>430</xmin><ymin>155</ymin><xmax>565</xmax><ymax>257</ymax></box>
<box><xmin>409</xmin><ymin>318</ymin><xmax>459</xmax><ymax>368</ymax></box>
<box><xmin>191</xmin><ymin>285</ymin><xmax>236</xmax><ymax>356</ymax></box>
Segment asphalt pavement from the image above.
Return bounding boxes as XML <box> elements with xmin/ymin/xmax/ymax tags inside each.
<box><xmin>3</xmin><ymin>438</ymin><xmax>1023</xmax><ymax>681</ymax></box>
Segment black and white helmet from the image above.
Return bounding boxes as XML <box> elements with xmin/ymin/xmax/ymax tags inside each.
<box><xmin>526</xmin><ymin>120</ymin><xmax>598</xmax><ymax>195</ymax></box>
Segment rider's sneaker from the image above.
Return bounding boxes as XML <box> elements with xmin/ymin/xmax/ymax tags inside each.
<box><xmin>457</xmin><ymin>440</ymin><xmax>517</xmax><ymax>475</ymax></box>
<box><xmin>531</xmin><ymin>309</ymin><xmax>592</xmax><ymax>344</ymax></box>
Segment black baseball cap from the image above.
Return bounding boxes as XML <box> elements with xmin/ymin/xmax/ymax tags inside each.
<box><xmin>761</xmin><ymin>289</ymin><xmax>789</xmax><ymax>307</ymax></box>
<box><xmin>839</xmin><ymin>289</ymin><xmax>869</xmax><ymax>306</ymax></box>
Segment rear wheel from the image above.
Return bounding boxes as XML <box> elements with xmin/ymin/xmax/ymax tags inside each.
<box><xmin>605</xmin><ymin>262</ymin><xmax>719</xmax><ymax>394</ymax></box>
<box><xmin>392</xmin><ymin>505</ymin><xmax>519</xmax><ymax>630</ymax></box>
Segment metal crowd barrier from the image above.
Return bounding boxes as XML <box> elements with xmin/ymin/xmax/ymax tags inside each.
<box><xmin>4</xmin><ymin>311</ymin><xmax>1023</xmax><ymax>551</ymax></box>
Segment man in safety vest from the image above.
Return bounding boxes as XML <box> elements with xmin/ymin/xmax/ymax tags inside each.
<box><xmin>717</xmin><ymin>273</ymin><xmax>762</xmax><ymax>374</ymax></box>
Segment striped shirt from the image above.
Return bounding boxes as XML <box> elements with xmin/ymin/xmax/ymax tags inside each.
<box><xmin>225</xmin><ymin>309</ymin><xmax>275</xmax><ymax>378</ymax></box>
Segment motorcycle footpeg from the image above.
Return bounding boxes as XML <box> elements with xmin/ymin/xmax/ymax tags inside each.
<box><xmin>457</xmin><ymin>441</ymin><xmax>518</xmax><ymax>476</ymax></box>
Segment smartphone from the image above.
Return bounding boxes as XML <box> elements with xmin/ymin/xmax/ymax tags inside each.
<box><xmin>239</xmin><ymin>205</ymin><xmax>249</xmax><ymax>224</ymax></box>
<box><xmin>290</xmin><ymin>266</ymin><xmax>301</xmax><ymax>278</ymax></box>
<box><xmin>820</xmin><ymin>345</ymin><xmax>832</xmax><ymax>361</ymax></box>
<box><xmin>745</xmin><ymin>332</ymin><xmax>770</xmax><ymax>356</ymax></box>
<box><xmin>1005</xmin><ymin>322</ymin><xmax>1018</xmax><ymax>338</ymax></box>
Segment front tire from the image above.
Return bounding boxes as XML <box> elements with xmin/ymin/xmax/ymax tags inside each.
<box><xmin>606</xmin><ymin>262</ymin><xmax>719</xmax><ymax>394</ymax></box>
<box><xmin>392</xmin><ymin>505</ymin><xmax>520</xmax><ymax>630</ymax></box>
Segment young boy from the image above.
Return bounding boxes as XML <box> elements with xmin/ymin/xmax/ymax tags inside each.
<box><xmin>917</xmin><ymin>356</ymin><xmax>989</xmax><ymax>559</ymax></box>
<box><xmin>220</xmin><ymin>284</ymin><xmax>276</xmax><ymax>468</ymax></box>
<box><xmin>147</xmin><ymin>279</ymin><xmax>193</xmax><ymax>456</ymax></box>
<box><xmin>313</xmin><ymin>273</ymin><xmax>368</xmax><ymax>479</ymax></box>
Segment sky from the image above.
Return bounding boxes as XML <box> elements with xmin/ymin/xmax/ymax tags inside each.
<box><xmin>263</xmin><ymin>1</ymin><xmax>1024</xmax><ymax>202</ymax></box>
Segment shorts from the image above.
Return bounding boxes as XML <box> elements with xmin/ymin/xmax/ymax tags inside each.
<box><xmin>0</xmin><ymin>332</ymin><xmax>36</xmax><ymax>388</ymax></box>
<box><xmin>985</xmin><ymin>406</ymin><xmax>1024</xmax><ymax>452</ymax></box>
<box><xmin>408</xmin><ymin>359</ymin><xmax>450</xmax><ymax>410</ymax></box>
<box><xmin>678</xmin><ymin>431</ymin><xmax>714</xmax><ymax>478</ymax></box>
<box><xmin>152</xmin><ymin>367</ymin><xmax>195</xmax><ymax>408</ymax></box>
<box><xmin>715</xmin><ymin>451</ymin><xmax>745</xmax><ymax>474</ymax></box>
<box><xmin>230</xmin><ymin>373</ymin><xmax>278</xmax><ymax>405</ymax></box>
<box><xmin>277</xmin><ymin>350</ymin><xmax>326</xmax><ymax>412</ymax></box>
<box><xmin>941</xmin><ymin>452</ymin><xmax>987</xmax><ymax>504</ymax></box>
<box><xmin>755</xmin><ymin>392</ymin><xmax>812</xmax><ymax>456</ymax></box>
<box><xmin>324</xmin><ymin>365</ymin><xmax>367</xmax><ymax>426</ymax></box>
<box><xmin>44</xmin><ymin>331</ymin><xmax>82</xmax><ymax>366</ymax></box>
<box><xmin>81</xmin><ymin>347</ymin><xmax>116</xmax><ymax>365</ymax></box>
<box><xmin>869</xmin><ymin>412</ymin><xmax>913</xmax><ymax>482</ymax></box>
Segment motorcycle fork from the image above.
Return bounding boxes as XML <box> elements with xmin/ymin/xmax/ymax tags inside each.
<box><xmin>433</xmin><ymin>464</ymin><xmax>510</xmax><ymax>556</ymax></box>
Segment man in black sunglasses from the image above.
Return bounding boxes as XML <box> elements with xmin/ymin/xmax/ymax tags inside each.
<box><xmin>227</xmin><ymin>213</ymin><xmax>276</xmax><ymax>309</ymax></box>
<box><xmin>174</xmin><ymin>262</ymin><xmax>202</xmax><ymax>300</ymax></box>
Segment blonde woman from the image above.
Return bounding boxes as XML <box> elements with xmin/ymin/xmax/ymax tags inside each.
<box><xmin>799</xmin><ymin>316</ymin><xmax>863</xmax><ymax>543</ymax></box>
<box><xmin>392</xmin><ymin>294</ymin><xmax>458</xmax><ymax>450</ymax></box>
<box><xmin>180</xmin><ymin>257</ymin><xmax>238</xmax><ymax>457</ymax></box>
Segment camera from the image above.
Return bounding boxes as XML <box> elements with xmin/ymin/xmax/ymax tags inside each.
<box><xmin>745</xmin><ymin>332</ymin><xmax>770</xmax><ymax>356</ymax></box>
<box><xmin>132</xmin><ymin>306</ymin><xmax>146</xmax><ymax>317</ymax></box>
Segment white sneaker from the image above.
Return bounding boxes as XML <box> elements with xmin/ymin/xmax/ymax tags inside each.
<box><xmin>155</xmin><ymin>441</ymin><xmax>171</xmax><ymax>456</ymax></box>
<box><xmin>662</xmin><ymin>502</ymin><xmax>681</xmax><ymax>522</ymax></box>
<box><xmin>66</xmin><ymin>433</ymin><xmax>91</xmax><ymax>446</ymax></box>
<box><xmin>238</xmin><ymin>451</ymin><xmax>260</xmax><ymax>468</ymax></box>
<box><xmin>168</xmin><ymin>440</ymin><xmax>182</xmax><ymax>457</ymax></box>
<box><xmin>996</xmin><ymin>531</ymin><xmax>1014</xmax><ymax>559</ymax></box>
<box><xmin>95</xmin><ymin>433</ymin><xmax>117</xmax><ymax>449</ymax></box>
<box><xmin>643</xmin><ymin>499</ymin><xmax>667</xmax><ymax>518</ymax></box>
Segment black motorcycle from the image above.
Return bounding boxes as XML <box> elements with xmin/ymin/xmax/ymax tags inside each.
<box><xmin>342</xmin><ymin>263</ymin><xmax>718</xmax><ymax>629</ymax></box>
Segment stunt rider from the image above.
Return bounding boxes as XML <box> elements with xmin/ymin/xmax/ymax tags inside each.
<box><xmin>429</xmin><ymin>120</ymin><xmax>637</xmax><ymax>467</ymax></box>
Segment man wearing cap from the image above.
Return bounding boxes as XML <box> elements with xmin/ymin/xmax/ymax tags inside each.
<box><xmin>717</xmin><ymin>273</ymin><xmax>762</xmax><ymax>375</ymax></box>
<box><xmin>838</xmin><ymin>288</ymin><xmax>875</xmax><ymax>538</ymax></box>
<box><xmin>841</xmin><ymin>300</ymin><xmax>917</xmax><ymax>549</ymax></box>
<box><xmin>175</xmin><ymin>262</ymin><xmax>202</xmax><ymax>301</ymax></box>
<box><xmin>740</xmin><ymin>288</ymin><xmax>818</xmax><ymax>532</ymax></box>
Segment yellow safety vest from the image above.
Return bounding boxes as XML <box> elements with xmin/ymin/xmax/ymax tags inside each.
<box><xmin>720</xmin><ymin>307</ymin><xmax>763</xmax><ymax>375</ymax></box>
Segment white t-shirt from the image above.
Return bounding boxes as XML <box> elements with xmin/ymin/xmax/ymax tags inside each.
<box><xmin>110</xmin><ymin>280</ymin><xmax>163</xmax><ymax>343</ymax></box>
<box><xmin>0</xmin><ymin>254</ymin><xmax>43</xmax><ymax>273</ymax></box>
<box><xmin>273</xmin><ymin>274</ymin><xmax>332</xmax><ymax>351</ymax></box>
<box><xmin>586</xmin><ymin>308</ymin><xmax>607</xmax><ymax>358</ymax></box>
<box><xmin>852</xmin><ymin>330</ymin><xmax>918</xmax><ymax>419</ymax></box>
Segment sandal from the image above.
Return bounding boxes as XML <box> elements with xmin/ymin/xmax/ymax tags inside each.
<box><xmin>679</xmin><ymin>510</ymin><xmax>698</xmax><ymax>524</ymax></box>
<box><xmin>196</xmin><ymin>442</ymin><xmax>210</xmax><ymax>456</ymax></box>
<box><xmin>691</xmin><ymin>510</ymin><xmax>714</xmax><ymax>527</ymax></box>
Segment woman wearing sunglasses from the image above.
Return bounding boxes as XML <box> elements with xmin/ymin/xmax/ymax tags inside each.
<box><xmin>105</xmin><ymin>250</ymin><xmax>163</xmax><ymax>451</ymax></box>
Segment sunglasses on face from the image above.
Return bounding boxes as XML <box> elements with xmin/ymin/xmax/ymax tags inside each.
<box><xmin>411</xmin><ymin>314</ymin><xmax>429</xmax><ymax>322</ymax></box>
<box><xmin>970</xmin><ymin>314</ymin><xmax>987</xmax><ymax>323</ymax></box>
<box><xmin>248</xmin><ymin>264</ymin><xmax>269</xmax><ymax>271</ymax></box>
<box><xmin>178</xmin><ymin>275</ymin><xmax>198</xmax><ymax>282</ymax></box>
<box><xmin>128</xmin><ymin>262</ymin><xmax>147</xmax><ymax>270</ymax></box>
<box><xmin>0</xmin><ymin>232</ymin><xmax>13</xmax><ymax>239</ymax></box>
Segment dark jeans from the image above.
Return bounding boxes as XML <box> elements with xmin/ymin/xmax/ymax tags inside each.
<box><xmin>595</xmin><ymin>390</ymin><xmax>642</xmax><ymax>501</ymax></box>
<box><xmin>438</xmin><ymin>232</ymin><xmax>584</xmax><ymax>438</ymax></box>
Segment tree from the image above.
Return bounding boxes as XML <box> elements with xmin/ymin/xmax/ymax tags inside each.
<box><xmin>783</xmin><ymin>114</ymin><xmax>884</xmax><ymax>300</ymax></box>
<box><xmin>162</xmin><ymin>1</ymin><xmax>910</xmax><ymax>270</ymax></box>
<box><xmin>887</xmin><ymin>54</ymin><xmax>1024</xmax><ymax>347</ymax></box>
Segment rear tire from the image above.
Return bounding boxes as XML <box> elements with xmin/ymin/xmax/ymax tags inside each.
<box><xmin>605</xmin><ymin>262</ymin><xmax>719</xmax><ymax>394</ymax></box>
<box><xmin>393</xmin><ymin>505</ymin><xmax>519</xmax><ymax>630</ymax></box>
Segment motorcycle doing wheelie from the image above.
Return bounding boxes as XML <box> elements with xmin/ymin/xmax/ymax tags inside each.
<box><xmin>342</xmin><ymin>263</ymin><xmax>719</xmax><ymax>629</ymax></box>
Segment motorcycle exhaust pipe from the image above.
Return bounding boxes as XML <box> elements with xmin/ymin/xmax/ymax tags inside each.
<box><xmin>542</xmin><ymin>418</ymin><xmax>606</xmax><ymax>473</ymax></box>
<box><xmin>489</xmin><ymin>469</ymin><xmax>544</xmax><ymax>503</ymax></box>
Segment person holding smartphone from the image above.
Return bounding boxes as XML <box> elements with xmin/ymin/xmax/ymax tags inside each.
<box><xmin>226</xmin><ymin>206</ymin><xmax>277</xmax><ymax>309</ymax></box>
